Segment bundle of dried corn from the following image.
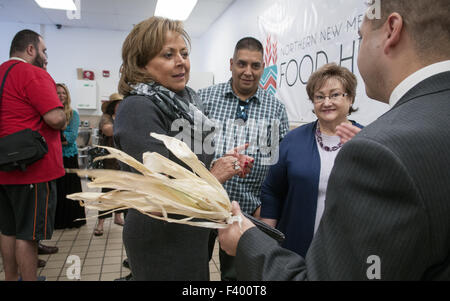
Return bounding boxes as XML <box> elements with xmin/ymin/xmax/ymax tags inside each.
<box><xmin>67</xmin><ymin>133</ymin><xmax>240</xmax><ymax>229</ymax></box>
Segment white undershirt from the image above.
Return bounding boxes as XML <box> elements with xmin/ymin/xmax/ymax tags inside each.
<box><xmin>315</xmin><ymin>133</ymin><xmax>342</xmax><ymax>234</ymax></box>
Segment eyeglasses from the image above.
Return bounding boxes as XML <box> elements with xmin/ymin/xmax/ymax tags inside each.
<box><xmin>313</xmin><ymin>93</ymin><xmax>348</xmax><ymax>104</ymax></box>
<box><xmin>235</xmin><ymin>100</ymin><xmax>249</xmax><ymax>122</ymax></box>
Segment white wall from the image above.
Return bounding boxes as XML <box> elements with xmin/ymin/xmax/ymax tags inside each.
<box><xmin>44</xmin><ymin>25</ymin><xmax>128</xmax><ymax>116</ymax></box>
<box><xmin>191</xmin><ymin>0</ymin><xmax>273</xmax><ymax>83</ymax></box>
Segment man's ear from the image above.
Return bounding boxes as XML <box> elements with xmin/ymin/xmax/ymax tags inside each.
<box><xmin>230</xmin><ymin>58</ymin><xmax>233</xmax><ymax>72</ymax></box>
<box><xmin>25</xmin><ymin>44</ymin><xmax>35</xmax><ymax>57</ymax></box>
<box><xmin>383</xmin><ymin>13</ymin><xmax>404</xmax><ymax>55</ymax></box>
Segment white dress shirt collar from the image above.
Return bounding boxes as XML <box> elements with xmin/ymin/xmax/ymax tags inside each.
<box><xmin>389</xmin><ymin>60</ymin><xmax>450</xmax><ymax>107</ymax></box>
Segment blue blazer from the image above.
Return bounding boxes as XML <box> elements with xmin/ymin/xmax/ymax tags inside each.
<box><xmin>261</xmin><ymin>120</ymin><xmax>363</xmax><ymax>257</ymax></box>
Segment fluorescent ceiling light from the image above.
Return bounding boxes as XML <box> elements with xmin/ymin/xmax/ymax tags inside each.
<box><xmin>155</xmin><ymin>0</ymin><xmax>198</xmax><ymax>21</ymax></box>
<box><xmin>35</xmin><ymin>0</ymin><xmax>76</xmax><ymax>11</ymax></box>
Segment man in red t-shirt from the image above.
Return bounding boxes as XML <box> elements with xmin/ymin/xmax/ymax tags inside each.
<box><xmin>0</xmin><ymin>30</ymin><xmax>66</xmax><ymax>281</ymax></box>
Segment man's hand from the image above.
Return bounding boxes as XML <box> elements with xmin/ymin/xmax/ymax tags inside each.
<box><xmin>336</xmin><ymin>123</ymin><xmax>362</xmax><ymax>144</ymax></box>
<box><xmin>219</xmin><ymin>201</ymin><xmax>256</xmax><ymax>256</ymax></box>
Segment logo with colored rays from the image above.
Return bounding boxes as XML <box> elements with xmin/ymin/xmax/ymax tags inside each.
<box><xmin>260</xmin><ymin>35</ymin><xmax>278</xmax><ymax>96</ymax></box>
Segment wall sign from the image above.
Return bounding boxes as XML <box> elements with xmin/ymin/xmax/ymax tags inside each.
<box><xmin>258</xmin><ymin>0</ymin><xmax>388</xmax><ymax>125</ymax></box>
<box><xmin>83</xmin><ymin>70</ymin><xmax>95</xmax><ymax>80</ymax></box>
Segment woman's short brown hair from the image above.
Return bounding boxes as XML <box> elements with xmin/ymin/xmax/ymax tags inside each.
<box><xmin>306</xmin><ymin>63</ymin><xmax>358</xmax><ymax>115</ymax></box>
<box><xmin>118</xmin><ymin>17</ymin><xmax>191</xmax><ymax>96</ymax></box>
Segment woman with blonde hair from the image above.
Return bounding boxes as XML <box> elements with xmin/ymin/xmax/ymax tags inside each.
<box><xmin>114</xmin><ymin>17</ymin><xmax>253</xmax><ymax>280</ymax></box>
<box><xmin>54</xmin><ymin>83</ymin><xmax>86</xmax><ymax>229</ymax></box>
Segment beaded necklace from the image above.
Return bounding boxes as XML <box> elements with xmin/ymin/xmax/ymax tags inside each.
<box><xmin>315</xmin><ymin>125</ymin><xmax>343</xmax><ymax>152</ymax></box>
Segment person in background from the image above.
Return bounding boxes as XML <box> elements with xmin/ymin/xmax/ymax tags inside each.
<box><xmin>93</xmin><ymin>93</ymin><xmax>126</xmax><ymax>236</ymax></box>
<box><xmin>198</xmin><ymin>37</ymin><xmax>289</xmax><ymax>281</ymax></box>
<box><xmin>114</xmin><ymin>16</ymin><xmax>253</xmax><ymax>281</ymax></box>
<box><xmin>54</xmin><ymin>83</ymin><xmax>86</xmax><ymax>229</ymax></box>
<box><xmin>260</xmin><ymin>63</ymin><xmax>363</xmax><ymax>257</ymax></box>
<box><xmin>219</xmin><ymin>0</ymin><xmax>450</xmax><ymax>280</ymax></box>
<box><xmin>0</xmin><ymin>30</ymin><xmax>66</xmax><ymax>281</ymax></box>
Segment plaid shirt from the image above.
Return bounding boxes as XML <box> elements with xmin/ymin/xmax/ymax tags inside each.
<box><xmin>198</xmin><ymin>80</ymin><xmax>289</xmax><ymax>214</ymax></box>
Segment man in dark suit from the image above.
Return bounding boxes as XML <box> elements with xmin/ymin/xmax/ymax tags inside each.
<box><xmin>218</xmin><ymin>0</ymin><xmax>450</xmax><ymax>280</ymax></box>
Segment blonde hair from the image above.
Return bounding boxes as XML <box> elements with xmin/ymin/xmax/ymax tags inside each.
<box><xmin>56</xmin><ymin>83</ymin><xmax>73</xmax><ymax>122</ymax></box>
<box><xmin>118</xmin><ymin>17</ymin><xmax>191</xmax><ymax>96</ymax></box>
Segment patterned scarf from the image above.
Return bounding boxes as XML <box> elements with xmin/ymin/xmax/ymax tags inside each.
<box><xmin>130</xmin><ymin>82</ymin><xmax>215</xmax><ymax>139</ymax></box>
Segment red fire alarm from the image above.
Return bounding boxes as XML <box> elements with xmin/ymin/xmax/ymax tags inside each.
<box><xmin>83</xmin><ymin>70</ymin><xmax>95</xmax><ymax>80</ymax></box>
<box><xmin>103</xmin><ymin>70</ymin><xmax>110</xmax><ymax>78</ymax></box>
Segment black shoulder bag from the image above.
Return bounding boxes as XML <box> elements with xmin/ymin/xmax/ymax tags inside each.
<box><xmin>0</xmin><ymin>62</ymin><xmax>48</xmax><ymax>172</ymax></box>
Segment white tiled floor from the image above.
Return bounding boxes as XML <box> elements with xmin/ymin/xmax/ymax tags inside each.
<box><xmin>0</xmin><ymin>179</ymin><xmax>221</xmax><ymax>281</ymax></box>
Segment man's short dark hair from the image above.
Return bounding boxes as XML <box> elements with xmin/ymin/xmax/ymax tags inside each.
<box><xmin>234</xmin><ymin>37</ymin><xmax>264</xmax><ymax>58</ymax></box>
<box><xmin>9</xmin><ymin>30</ymin><xmax>41</xmax><ymax>57</ymax></box>
<box><xmin>369</xmin><ymin>0</ymin><xmax>450</xmax><ymax>61</ymax></box>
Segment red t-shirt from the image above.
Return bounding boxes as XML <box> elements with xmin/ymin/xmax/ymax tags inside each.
<box><xmin>0</xmin><ymin>60</ymin><xmax>64</xmax><ymax>184</ymax></box>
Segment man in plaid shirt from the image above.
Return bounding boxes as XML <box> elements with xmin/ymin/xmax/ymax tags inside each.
<box><xmin>198</xmin><ymin>37</ymin><xmax>289</xmax><ymax>280</ymax></box>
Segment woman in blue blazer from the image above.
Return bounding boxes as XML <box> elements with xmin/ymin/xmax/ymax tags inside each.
<box><xmin>260</xmin><ymin>63</ymin><xmax>363</xmax><ymax>257</ymax></box>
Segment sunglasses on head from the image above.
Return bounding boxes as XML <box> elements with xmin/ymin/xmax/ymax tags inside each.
<box><xmin>235</xmin><ymin>100</ymin><xmax>249</xmax><ymax>122</ymax></box>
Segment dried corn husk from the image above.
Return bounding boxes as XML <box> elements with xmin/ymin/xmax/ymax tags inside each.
<box><xmin>67</xmin><ymin>133</ymin><xmax>238</xmax><ymax>229</ymax></box>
